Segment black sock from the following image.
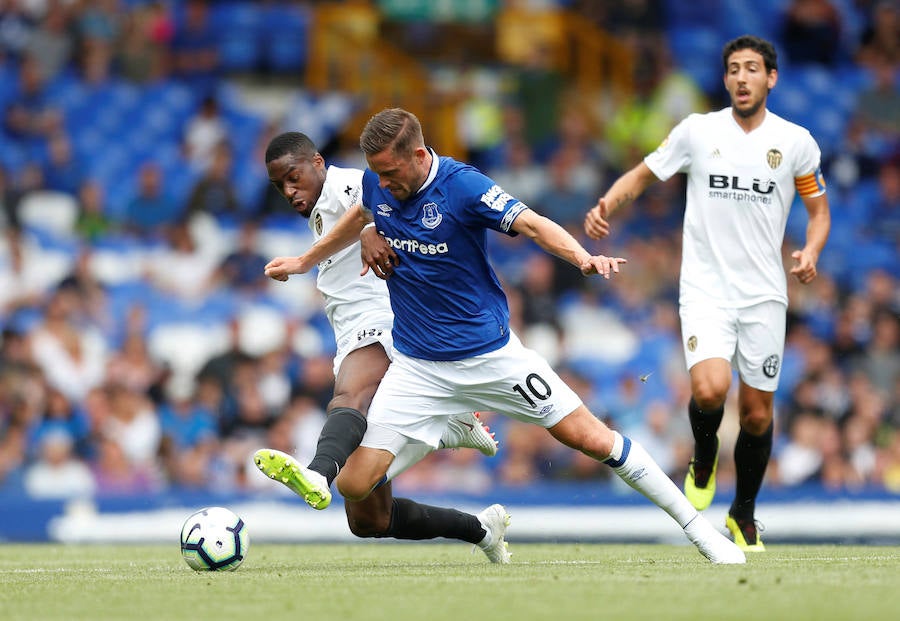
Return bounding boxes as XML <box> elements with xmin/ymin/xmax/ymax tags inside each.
<box><xmin>688</xmin><ymin>397</ymin><xmax>724</xmax><ymax>464</ymax></box>
<box><xmin>730</xmin><ymin>423</ymin><xmax>773</xmax><ymax>520</ymax></box>
<box><xmin>307</xmin><ymin>407</ymin><xmax>366</xmax><ymax>485</ymax></box>
<box><xmin>382</xmin><ymin>498</ymin><xmax>485</xmax><ymax>544</ymax></box>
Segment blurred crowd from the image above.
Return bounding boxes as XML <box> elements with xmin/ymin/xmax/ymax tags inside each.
<box><xmin>0</xmin><ymin>0</ymin><xmax>898</xmax><ymax>503</ymax></box>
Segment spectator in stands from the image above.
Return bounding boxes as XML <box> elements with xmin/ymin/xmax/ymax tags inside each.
<box><xmin>183</xmin><ymin>95</ymin><xmax>227</xmax><ymax>174</ymax></box>
<box><xmin>852</xmin><ymin>310</ymin><xmax>900</xmax><ymax>398</ymax></box>
<box><xmin>855</xmin><ymin>1</ymin><xmax>900</xmax><ymax>70</ymax></box>
<box><xmin>44</xmin><ymin>131</ymin><xmax>84</xmax><ymax>196</ymax></box>
<box><xmin>23</xmin><ymin>429</ymin><xmax>96</xmax><ymax>499</ymax></box>
<box><xmin>3</xmin><ymin>55</ymin><xmax>62</xmax><ymax>144</ymax></box>
<box><xmin>74</xmin><ymin>179</ymin><xmax>115</xmax><ymax>242</ymax></box>
<box><xmin>145</xmin><ymin>220</ymin><xmax>219</xmax><ymax>302</ymax></box>
<box><xmin>29</xmin><ymin>387</ymin><xmax>92</xmax><ymax>460</ymax></box>
<box><xmin>185</xmin><ymin>142</ymin><xmax>240</xmax><ymax>218</ymax></box>
<box><xmin>170</xmin><ymin>0</ymin><xmax>219</xmax><ymax>92</ymax></box>
<box><xmin>215</xmin><ymin>220</ymin><xmax>269</xmax><ymax>294</ymax></box>
<box><xmin>0</xmin><ymin>229</ymin><xmax>50</xmax><ymax>320</ymax></box>
<box><xmin>122</xmin><ymin>162</ymin><xmax>183</xmax><ymax>237</ymax></box>
<box><xmin>102</xmin><ymin>383</ymin><xmax>162</xmax><ymax>474</ymax></box>
<box><xmin>29</xmin><ymin>285</ymin><xmax>109</xmax><ymax>404</ymax></box>
<box><xmin>116</xmin><ymin>0</ymin><xmax>173</xmax><ymax>83</ymax></box>
<box><xmin>24</xmin><ymin>1</ymin><xmax>75</xmax><ymax>82</ymax></box>
<box><xmin>91</xmin><ymin>435</ymin><xmax>159</xmax><ymax>496</ymax></box>
<box><xmin>105</xmin><ymin>330</ymin><xmax>168</xmax><ymax>399</ymax></box>
<box><xmin>487</xmin><ymin>133</ymin><xmax>547</xmax><ymax>209</ymax></box>
<box><xmin>781</xmin><ymin>0</ymin><xmax>843</xmax><ymax>67</ymax></box>
<box><xmin>0</xmin><ymin>0</ymin><xmax>34</xmax><ymax>61</ymax></box>
<box><xmin>855</xmin><ymin>62</ymin><xmax>900</xmax><ymax>138</ymax></box>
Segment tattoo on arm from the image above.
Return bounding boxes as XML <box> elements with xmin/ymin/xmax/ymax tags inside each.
<box><xmin>615</xmin><ymin>193</ymin><xmax>635</xmax><ymax>209</ymax></box>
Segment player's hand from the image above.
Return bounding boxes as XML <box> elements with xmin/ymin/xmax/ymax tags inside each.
<box><xmin>581</xmin><ymin>255</ymin><xmax>627</xmax><ymax>279</ymax></box>
<box><xmin>584</xmin><ymin>198</ymin><xmax>611</xmax><ymax>239</ymax></box>
<box><xmin>264</xmin><ymin>256</ymin><xmax>304</xmax><ymax>281</ymax></box>
<box><xmin>789</xmin><ymin>249</ymin><xmax>818</xmax><ymax>284</ymax></box>
<box><xmin>360</xmin><ymin>226</ymin><xmax>398</xmax><ymax>280</ymax></box>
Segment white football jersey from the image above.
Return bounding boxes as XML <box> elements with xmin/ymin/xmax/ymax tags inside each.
<box><xmin>644</xmin><ymin>108</ymin><xmax>826</xmax><ymax>308</ymax></box>
<box><xmin>308</xmin><ymin>165</ymin><xmax>393</xmax><ymax>334</ymax></box>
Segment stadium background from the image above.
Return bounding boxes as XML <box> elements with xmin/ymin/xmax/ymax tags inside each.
<box><xmin>0</xmin><ymin>0</ymin><xmax>897</xmax><ymax>543</ymax></box>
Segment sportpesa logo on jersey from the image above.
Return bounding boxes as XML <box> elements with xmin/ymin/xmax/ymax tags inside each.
<box><xmin>383</xmin><ymin>236</ymin><xmax>449</xmax><ymax>255</ymax></box>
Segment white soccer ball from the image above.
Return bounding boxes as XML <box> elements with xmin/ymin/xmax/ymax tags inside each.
<box><xmin>180</xmin><ymin>506</ymin><xmax>249</xmax><ymax>571</ymax></box>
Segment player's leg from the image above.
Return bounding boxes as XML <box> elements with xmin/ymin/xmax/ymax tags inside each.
<box><xmin>466</xmin><ymin>333</ymin><xmax>742</xmax><ymax>564</ymax></box>
<box><xmin>253</xmin><ymin>343</ymin><xmax>388</xmax><ymax>509</ymax></box>
<box><xmin>680</xmin><ymin>304</ymin><xmax>738</xmax><ymax>510</ymax></box>
<box><xmin>684</xmin><ymin>358</ymin><xmax>731</xmax><ymax>509</ymax></box>
<box><xmin>310</xmin><ymin>343</ymin><xmax>390</xmax><ymax>483</ymax></box>
<box><xmin>342</xmin><ymin>481</ymin><xmax>509</xmax><ymax>562</ymax></box>
<box><xmin>726</xmin><ymin>300</ymin><xmax>783</xmax><ymax>550</ymax></box>
<box><xmin>726</xmin><ymin>382</ymin><xmax>772</xmax><ymax>551</ymax></box>
<box><xmin>385</xmin><ymin>411</ymin><xmax>498</xmax><ymax>481</ymax></box>
<box><xmin>548</xmin><ymin>406</ymin><xmax>744</xmax><ymax>564</ymax></box>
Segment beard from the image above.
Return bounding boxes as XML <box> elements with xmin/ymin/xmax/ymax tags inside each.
<box><xmin>733</xmin><ymin>96</ymin><xmax>765</xmax><ymax>119</ymax></box>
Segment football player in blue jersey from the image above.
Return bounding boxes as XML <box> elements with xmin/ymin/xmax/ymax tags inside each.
<box><xmin>331</xmin><ymin>107</ymin><xmax>746</xmax><ymax>564</ymax></box>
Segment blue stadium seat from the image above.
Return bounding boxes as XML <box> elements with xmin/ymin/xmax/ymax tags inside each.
<box><xmin>262</xmin><ymin>3</ymin><xmax>311</xmax><ymax>73</ymax></box>
<box><xmin>211</xmin><ymin>3</ymin><xmax>263</xmax><ymax>72</ymax></box>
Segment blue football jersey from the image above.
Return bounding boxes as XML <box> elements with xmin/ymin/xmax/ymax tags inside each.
<box><xmin>361</xmin><ymin>153</ymin><xmax>528</xmax><ymax>361</ymax></box>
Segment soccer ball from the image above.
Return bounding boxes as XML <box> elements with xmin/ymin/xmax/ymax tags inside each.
<box><xmin>180</xmin><ymin>506</ymin><xmax>249</xmax><ymax>571</ymax></box>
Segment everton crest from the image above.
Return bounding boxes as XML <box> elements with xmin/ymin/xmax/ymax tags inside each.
<box><xmin>421</xmin><ymin>202</ymin><xmax>442</xmax><ymax>229</ymax></box>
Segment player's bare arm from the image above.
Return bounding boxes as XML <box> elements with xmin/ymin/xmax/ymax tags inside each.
<box><xmin>790</xmin><ymin>193</ymin><xmax>831</xmax><ymax>285</ymax></box>
<box><xmin>265</xmin><ymin>204</ymin><xmax>371</xmax><ymax>281</ymax></box>
<box><xmin>585</xmin><ymin>162</ymin><xmax>658</xmax><ymax>239</ymax></box>
<box><xmin>359</xmin><ymin>223</ymin><xmax>398</xmax><ymax>280</ymax></box>
<box><xmin>511</xmin><ymin>208</ymin><xmax>626</xmax><ymax>279</ymax></box>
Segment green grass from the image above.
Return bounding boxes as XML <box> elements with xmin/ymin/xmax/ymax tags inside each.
<box><xmin>1</xmin><ymin>543</ymin><xmax>898</xmax><ymax>621</ymax></box>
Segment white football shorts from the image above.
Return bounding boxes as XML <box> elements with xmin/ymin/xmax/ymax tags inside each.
<box><xmin>679</xmin><ymin>300</ymin><xmax>787</xmax><ymax>392</ymax></box>
<box><xmin>331</xmin><ymin>309</ymin><xmax>394</xmax><ymax>376</ymax></box>
<box><xmin>360</xmin><ymin>331</ymin><xmax>583</xmax><ymax>454</ymax></box>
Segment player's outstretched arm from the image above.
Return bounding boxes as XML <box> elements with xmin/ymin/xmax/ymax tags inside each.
<box><xmin>264</xmin><ymin>204</ymin><xmax>372</xmax><ymax>281</ymax></box>
<box><xmin>511</xmin><ymin>208</ymin><xmax>626</xmax><ymax>279</ymax></box>
<box><xmin>790</xmin><ymin>193</ymin><xmax>830</xmax><ymax>284</ymax></box>
<box><xmin>585</xmin><ymin>162</ymin><xmax>658</xmax><ymax>239</ymax></box>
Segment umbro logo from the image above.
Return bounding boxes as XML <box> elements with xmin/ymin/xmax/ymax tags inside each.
<box><xmin>377</xmin><ymin>203</ymin><xmax>392</xmax><ymax>218</ymax></box>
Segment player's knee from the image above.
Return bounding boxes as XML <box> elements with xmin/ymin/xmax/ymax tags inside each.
<box><xmin>345</xmin><ymin>512</ymin><xmax>391</xmax><ymax>539</ymax></box>
<box><xmin>692</xmin><ymin>384</ymin><xmax>728</xmax><ymax>410</ymax></box>
<box><xmin>327</xmin><ymin>393</ymin><xmax>370</xmax><ymax>415</ymax></box>
<box><xmin>740</xmin><ymin>407</ymin><xmax>772</xmax><ymax>435</ymax></box>
<box><xmin>335</xmin><ymin>473</ymin><xmax>372</xmax><ymax>503</ymax></box>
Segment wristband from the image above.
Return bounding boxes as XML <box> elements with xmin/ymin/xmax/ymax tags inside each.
<box><xmin>362</xmin><ymin>222</ymin><xmax>376</xmax><ymax>230</ymax></box>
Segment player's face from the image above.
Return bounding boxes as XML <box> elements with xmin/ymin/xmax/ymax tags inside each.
<box><xmin>267</xmin><ymin>152</ymin><xmax>326</xmax><ymax>218</ymax></box>
<box><xmin>366</xmin><ymin>146</ymin><xmax>430</xmax><ymax>201</ymax></box>
<box><xmin>723</xmin><ymin>49</ymin><xmax>777</xmax><ymax>119</ymax></box>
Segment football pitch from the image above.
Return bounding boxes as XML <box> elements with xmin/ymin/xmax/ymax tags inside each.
<box><xmin>1</xmin><ymin>543</ymin><xmax>898</xmax><ymax>621</ymax></box>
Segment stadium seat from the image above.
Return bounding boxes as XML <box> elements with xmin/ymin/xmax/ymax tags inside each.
<box><xmin>261</xmin><ymin>4</ymin><xmax>311</xmax><ymax>73</ymax></box>
<box><xmin>17</xmin><ymin>190</ymin><xmax>79</xmax><ymax>238</ymax></box>
<box><xmin>211</xmin><ymin>3</ymin><xmax>264</xmax><ymax>72</ymax></box>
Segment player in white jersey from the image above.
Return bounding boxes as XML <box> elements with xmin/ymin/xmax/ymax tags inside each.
<box><xmin>253</xmin><ymin>132</ymin><xmax>507</xmax><ymax>562</ymax></box>
<box><xmin>585</xmin><ymin>35</ymin><xmax>831</xmax><ymax>551</ymax></box>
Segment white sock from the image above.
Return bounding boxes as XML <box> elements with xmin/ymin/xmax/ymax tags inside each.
<box><xmin>604</xmin><ymin>432</ymin><xmax>698</xmax><ymax>528</ymax></box>
<box><xmin>385</xmin><ymin>443</ymin><xmax>433</xmax><ymax>481</ymax></box>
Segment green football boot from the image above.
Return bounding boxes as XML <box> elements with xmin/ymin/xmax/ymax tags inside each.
<box><xmin>726</xmin><ymin>514</ymin><xmax>766</xmax><ymax>552</ymax></box>
<box><xmin>253</xmin><ymin>449</ymin><xmax>331</xmax><ymax>510</ymax></box>
<box><xmin>684</xmin><ymin>438</ymin><xmax>719</xmax><ymax>511</ymax></box>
